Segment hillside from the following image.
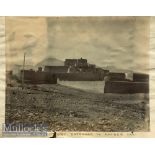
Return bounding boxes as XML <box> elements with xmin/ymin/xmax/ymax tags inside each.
<box><xmin>35</xmin><ymin>57</ymin><xmax>64</xmax><ymax>68</ymax></box>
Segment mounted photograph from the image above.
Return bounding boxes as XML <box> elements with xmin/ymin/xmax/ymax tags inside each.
<box><xmin>3</xmin><ymin>17</ymin><xmax>151</xmax><ymax>137</ymax></box>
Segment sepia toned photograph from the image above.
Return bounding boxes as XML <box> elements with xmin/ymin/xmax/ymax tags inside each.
<box><xmin>3</xmin><ymin>17</ymin><xmax>151</xmax><ymax>137</ymax></box>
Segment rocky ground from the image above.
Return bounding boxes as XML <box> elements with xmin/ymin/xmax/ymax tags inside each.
<box><xmin>5</xmin><ymin>84</ymin><xmax>149</xmax><ymax>132</ymax></box>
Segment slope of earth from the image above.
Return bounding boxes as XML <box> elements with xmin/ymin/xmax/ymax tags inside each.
<box><xmin>5</xmin><ymin>84</ymin><xmax>149</xmax><ymax>132</ymax></box>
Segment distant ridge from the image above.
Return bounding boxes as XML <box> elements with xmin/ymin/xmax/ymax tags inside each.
<box><xmin>35</xmin><ymin>57</ymin><xmax>64</xmax><ymax>68</ymax></box>
<box><xmin>102</xmin><ymin>66</ymin><xmax>149</xmax><ymax>74</ymax></box>
<box><xmin>9</xmin><ymin>64</ymin><xmax>34</xmax><ymax>71</ymax></box>
<box><xmin>102</xmin><ymin>65</ymin><xmax>132</xmax><ymax>73</ymax></box>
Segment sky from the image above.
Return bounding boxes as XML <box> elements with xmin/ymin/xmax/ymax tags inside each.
<box><xmin>6</xmin><ymin>17</ymin><xmax>48</xmax><ymax>70</ymax></box>
<box><xmin>6</xmin><ymin>17</ymin><xmax>150</xmax><ymax>73</ymax></box>
<box><xmin>47</xmin><ymin>17</ymin><xmax>150</xmax><ymax>72</ymax></box>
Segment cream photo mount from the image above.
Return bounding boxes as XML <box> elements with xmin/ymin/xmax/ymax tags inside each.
<box><xmin>0</xmin><ymin>16</ymin><xmax>155</xmax><ymax>138</ymax></box>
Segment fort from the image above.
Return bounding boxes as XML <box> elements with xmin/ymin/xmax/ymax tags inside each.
<box><xmin>7</xmin><ymin>57</ymin><xmax>149</xmax><ymax>94</ymax></box>
<box><xmin>17</xmin><ymin>58</ymin><xmax>108</xmax><ymax>83</ymax></box>
<box><xmin>43</xmin><ymin>57</ymin><xmax>109</xmax><ymax>81</ymax></box>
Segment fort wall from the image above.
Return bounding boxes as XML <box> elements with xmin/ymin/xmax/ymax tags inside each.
<box><xmin>57</xmin><ymin>72</ymin><xmax>105</xmax><ymax>81</ymax></box>
<box><xmin>104</xmin><ymin>81</ymin><xmax>149</xmax><ymax>93</ymax></box>
<box><xmin>20</xmin><ymin>70</ymin><xmax>57</xmax><ymax>84</ymax></box>
<box><xmin>133</xmin><ymin>73</ymin><xmax>149</xmax><ymax>82</ymax></box>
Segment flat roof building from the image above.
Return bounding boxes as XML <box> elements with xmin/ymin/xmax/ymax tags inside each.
<box><xmin>64</xmin><ymin>58</ymin><xmax>88</xmax><ymax>67</ymax></box>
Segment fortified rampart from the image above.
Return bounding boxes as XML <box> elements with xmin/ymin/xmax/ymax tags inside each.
<box><xmin>104</xmin><ymin>80</ymin><xmax>149</xmax><ymax>94</ymax></box>
<box><xmin>44</xmin><ymin>66</ymin><xmax>68</xmax><ymax>73</ymax></box>
<box><xmin>20</xmin><ymin>70</ymin><xmax>57</xmax><ymax>84</ymax></box>
<box><xmin>133</xmin><ymin>73</ymin><xmax>149</xmax><ymax>82</ymax></box>
<box><xmin>16</xmin><ymin>57</ymin><xmax>149</xmax><ymax>94</ymax></box>
<box><xmin>57</xmin><ymin>72</ymin><xmax>105</xmax><ymax>81</ymax></box>
<box><xmin>43</xmin><ymin>58</ymin><xmax>109</xmax><ymax>81</ymax></box>
<box><xmin>108</xmin><ymin>72</ymin><xmax>126</xmax><ymax>81</ymax></box>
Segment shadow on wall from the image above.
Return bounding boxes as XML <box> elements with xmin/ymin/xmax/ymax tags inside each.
<box><xmin>104</xmin><ymin>81</ymin><xmax>149</xmax><ymax>94</ymax></box>
<box><xmin>104</xmin><ymin>73</ymin><xmax>149</xmax><ymax>94</ymax></box>
<box><xmin>20</xmin><ymin>70</ymin><xmax>57</xmax><ymax>84</ymax></box>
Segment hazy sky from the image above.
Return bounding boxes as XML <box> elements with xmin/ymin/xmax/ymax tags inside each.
<box><xmin>6</xmin><ymin>17</ymin><xmax>150</xmax><ymax>73</ymax></box>
<box><xmin>47</xmin><ymin>17</ymin><xmax>150</xmax><ymax>72</ymax></box>
<box><xmin>6</xmin><ymin>17</ymin><xmax>48</xmax><ymax>69</ymax></box>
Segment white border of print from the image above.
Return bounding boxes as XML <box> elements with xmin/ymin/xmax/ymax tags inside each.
<box><xmin>0</xmin><ymin>1</ymin><xmax>155</xmax><ymax>155</ymax></box>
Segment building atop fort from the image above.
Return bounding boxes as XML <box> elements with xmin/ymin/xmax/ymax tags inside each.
<box><xmin>64</xmin><ymin>57</ymin><xmax>88</xmax><ymax>67</ymax></box>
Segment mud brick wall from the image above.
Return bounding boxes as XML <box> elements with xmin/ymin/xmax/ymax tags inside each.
<box><xmin>57</xmin><ymin>72</ymin><xmax>105</xmax><ymax>81</ymax></box>
<box><xmin>44</xmin><ymin>66</ymin><xmax>68</xmax><ymax>73</ymax></box>
<box><xmin>34</xmin><ymin>72</ymin><xmax>57</xmax><ymax>84</ymax></box>
<box><xmin>108</xmin><ymin>72</ymin><xmax>126</xmax><ymax>81</ymax></box>
<box><xmin>104</xmin><ymin>81</ymin><xmax>149</xmax><ymax>93</ymax></box>
<box><xmin>133</xmin><ymin>73</ymin><xmax>149</xmax><ymax>82</ymax></box>
<box><xmin>21</xmin><ymin>71</ymin><xmax>57</xmax><ymax>84</ymax></box>
<box><xmin>21</xmin><ymin>70</ymin><xmax>35</xmax><ymax>83</ymax></box>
